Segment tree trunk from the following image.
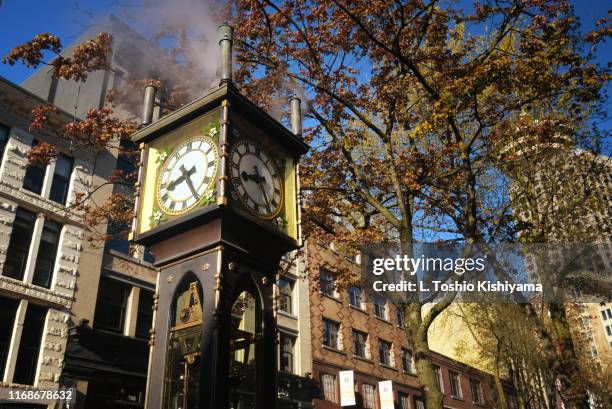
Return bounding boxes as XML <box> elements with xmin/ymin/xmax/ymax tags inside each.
<box><xmin>548</xmin><ymin>303</ymin><xmax>590</xmax><ymax>409</ymax></box>
<box><xmin>413</xmin><ymin>322</ymin><xmax>444</xmax><ymax>409</ymax></box>
<box><xmin>399</xmin><ymin>225</ymin><xmax>445</xmax><ymax>409</ymax></box>
<box><xmin>521</xmin><ymin>303</ymin><xmax>589</xmax><ymax>409</ymax></box>
<box><xmin>493</xmin><ymin>343</ymin><xmax>510</xmax><ymax>409</ymax></box>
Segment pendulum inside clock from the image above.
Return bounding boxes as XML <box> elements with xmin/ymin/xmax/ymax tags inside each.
<box><xmin>163</xmin><ymin>279</ymin><xmax>203</xmax><ymax>409</ymax></box>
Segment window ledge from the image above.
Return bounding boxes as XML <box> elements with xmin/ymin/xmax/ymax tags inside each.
<box><xmin>278</xmin><ymin>310</ymin><xmax>298</xmax><ymax>320</ymax></box>
<box><xmin>349</xmin><ymin>305</ymin><xmax>368</xmax><ymax>314</ymax></box>
<box><xmin>375</xmin><ymin>316</ymin><xmax>393</xmax><ymax>325</ymax></box>
<box><xmin>320</xmin><ymin>292</ymin><xmax>342</xmax><ymax>304</ymax></box>
<box><xmin>402</xmin><ymin>370</ymin><xmax>417</xmax><ymax>377</ymax></box>
<box><xmin>353</xmin><ymin>354</ymin><xmax>373</xmax><ymax>363</ymax></box>
<box><xmin>451</xmin><ymin>396</ymin><xmax>464</xmax><ymax>401</ymax></box>
<box><xmin>1</xmin><ymin>184</ymin><xmax>85</xmax><ymax>226</ymax></box>
<box><xmin>380</xmin><ymin>364</ymin><xmax>398</xmax><ymax>371</ymax></box>
<box><xmin>322</xmin><ymin>345</ymin><xmax>346</xmax><ymax>355</ymax></box>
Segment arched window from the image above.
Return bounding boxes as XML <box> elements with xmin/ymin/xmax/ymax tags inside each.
<box><xmin>163</xmin><ymin>274</ymin><xmax>203</xmax><ymax>409</ymax></box>
<box><xmin>229</xmin><ymin>290</ymin><xmax>260</xmax><ymax>409</ymax></box>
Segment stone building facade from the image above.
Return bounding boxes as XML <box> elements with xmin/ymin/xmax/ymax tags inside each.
<box><xmin>0</xmin><ymin>76</ymin><xmax>96</xmax><ymax>407</ymax></box>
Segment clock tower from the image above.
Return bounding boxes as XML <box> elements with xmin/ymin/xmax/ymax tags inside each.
<box><xmin>130</xmin><ymin>24</ymin><xmax>308</xmax><ymax>409</ymax></box>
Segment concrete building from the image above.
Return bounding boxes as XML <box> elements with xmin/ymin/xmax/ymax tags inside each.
<box><xmin>0</xmin><ymin>76</ymin><xmax>96</xmax><ymax>407</ymax></box>
<box><xmin>305</xmin><ymin>241</ymin><xmax>502</xmax><ymax>409</ymax></box>
<box><xmin>277</xmin><ymin>253</ymin><xmax>314</xmax><ymax>408</ymax></box>
<box><xmin>21</xmin><ymin>15</ymin><xmax>162</xmax><ymax>123</ymax></box>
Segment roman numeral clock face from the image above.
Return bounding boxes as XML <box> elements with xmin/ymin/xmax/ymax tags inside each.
<box><xmin>156</xmin><ymin>136</ymin><xmax>218</xmax><ymax>215</ymax></box>
<box><xmin>230</xmin><ymin>139</ymin><xmax>284</xmax><ymax>219</ymax></box>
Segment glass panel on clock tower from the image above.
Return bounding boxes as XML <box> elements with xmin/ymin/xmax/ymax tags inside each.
<box><xmin>229</xmin><ymin>291</ymin><xmax>259</xmax><ymax>409</ymax></box>
<box><xmin>163</xmin><ymin>276</ymin><xmax>203</xmax><ymax>409</ymax></box>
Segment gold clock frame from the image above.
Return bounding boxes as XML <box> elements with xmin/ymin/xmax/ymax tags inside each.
<box><xmin>230</xmin><ymin>138</ymin><xmax>285</xmax><ymax>220</ymax></box>
<box><xmin>155</xmin><ymin>135</ymin><xmax>219</xmax><ymax>216</ymax></box>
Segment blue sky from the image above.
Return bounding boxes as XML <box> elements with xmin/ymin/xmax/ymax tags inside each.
<box><xmin>0</xmin><ymin>1</ymin><xmax>609</xmax><ymax>82</ymax></box>
<box><xmin>0</xmin><ymin>0</ymin><xmax>609</xmax><ymax>137</ymax></box>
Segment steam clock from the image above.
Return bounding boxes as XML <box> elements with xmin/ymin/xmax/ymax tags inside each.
<box><xmin>130</xmin><ymin>24</ymin><xmax>308</xmax><ymax>409</ymax></box>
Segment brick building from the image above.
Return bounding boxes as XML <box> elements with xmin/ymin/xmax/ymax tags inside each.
<box><xmin>306</xmin><ymin>241</ymin><xmax>500</xmax><ymax>409</ymax></box>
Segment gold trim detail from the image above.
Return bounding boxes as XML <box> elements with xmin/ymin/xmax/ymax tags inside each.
<box><xmin>155</xmin><ymin>135</ymin><xmax>219</xmax><ymax>216</ymax></box>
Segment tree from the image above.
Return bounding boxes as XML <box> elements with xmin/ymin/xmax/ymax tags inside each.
<box><xmin>3</xmin><ymin>32</ymin><xmax>141</xmax><ymax>243</ymax></box>
<box><xmin>453</xmin><ymin>303</ymin><xmax>558</xmax><ymax>409</ymax></box>
<box><xmin>228</xmin><ymin>1</ymin><xmax>609</xmax><ymax>408</ymax></box>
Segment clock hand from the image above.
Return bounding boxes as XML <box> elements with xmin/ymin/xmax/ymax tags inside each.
<box><xmin>167</xmin><ymin>174</ymin><xmax>184</xmax><ymax>192</ymax></box>
<box><xmin>259</xmin><ymin>183</ymin><xmax>272</xmax><ymax>213</ymax></box>
<box><xmin>179</xmin><ymin>164</ymin><xmax>198</xmax><ymax>197</ymax></box>
<box><xmin>252</xmin><ymin>166</ymin><xmax>272</xmax><ymax>213</ymax></box>
<box><xmin>240</xmin><ymin>170</ymin><xmax>265</xmax><ymax>184</ymax></box>
<box><xmin>167</xmin><ymin>165</ymin><xmax>196</xmax><ymax>192</ymax></box>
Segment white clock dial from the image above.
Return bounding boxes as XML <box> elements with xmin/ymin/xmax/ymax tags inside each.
<box><xmin>230</xmin><ymin>139</ymin><xmax>284</xmax><ymax>219</ymax></box>
<box><xmin>156</xmin><ymin>136</ymin><xmax>218</xmax><ymax>215</ymax></box>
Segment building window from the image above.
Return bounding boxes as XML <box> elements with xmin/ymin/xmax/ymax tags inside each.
<box><xmin>278</xmin><ymin>278</ymin><xmax>293</xmax><ymax>314</ymax></box>
<box><xmin>362</xmin><ymin>384</ymin><xmax>376</xmax><ymax>409</ymax></box>
<box><xmin>0</xmin><ymin>123</ymin><xmax>9</xmax><ymax>163</ymax></box>
<box><xmin>135</xmin><ymin>289</ymin><xmax>154</xmax><ymax>339</ymax></box>
<box><xmin>449</xmin><ymin>370</ymin><xmax>462</xmax><ymax>399</ymax></box>
<box><xmin>279</xmin><ymin>333</ymin><xmax>295</xmax><ymax>373</ymax></box>
<box><xmin>414</xmin><ymin>397</ymin><xmax>426</xmax><ymax>409</ymax></box>
<box><xmin>320</xmin><ymin>269</ymin><xmax>336</xmax><ymax>297</ymax></box>
<box><xmin>3</xmin><ymin>208</ymin><xmax>36</xmax><ymax>281</ymax></box>
<box><xmin>104</xmin><ymin>221</ymin><xmax>130</xmax><ymax>255</ymax></box>
<box><xmin>94</xmin><ymin>277</ymin><xmax>130</xmax><ymax>333</ymax></box>
<box><xmin>602</xmin><ymin>310</ymin><xmax>607</xmax><ymax>320</ymax></box>
<box><xmin>13</xmin><ymin>303</ymin><xmax>47</xmax><ymax>385</ymax></box>
<box><xmin>470</xmin><ymin>379</ymin><xmax>483</xmax><ymax>404</ymax></box>
<box><xmin>434</xmin><ymin>365</ymin><xmax>443</xmax><ymax>392</ymax></box>
<box><xmin>23</xmin><ymin>141</ymin><xmax>46</xmax><ymax>195</ymax></box>
<box><xmin>49</xmin><ymin>154</ymin><xmax>73</xmax><ymax>204</ymax></box>
<box><xmin>397</xmin><ymin>305</ymin><xmax>405</xmax><ymax>327</ymax></box>
<box><xmin>401</xmin><ymin>348</ymin><xmax>416</xmax><ymax>374</ymax></box>
<box><xmin>352</xmin><ymin>329</ymin><xmax>368</xmax><ymax>359</ymax></box>
<box><xmin>348</xmin><ymin>286</ymin><xmax>364</xmax><ymax>309</ymax></box>
<box><xmin>606</xmin><ymin>325</ymin><xmax>611</xmax><ymax>336</ymax></box>
<box><xmin>323</xmin><ymin>318</ymin><xmax>340</xmax><ymax>349</ymax></box>
<box><xmin>0</xmin><ymin>296</ymin><xmax>19</xmax><ymax>377</ymax></box>
<box><xmin>373</xmin><ymin>297</ymin><xmax>387</xmax><ymax>319</ymax></box>
<box><xmin>117</xmin><ymin>138</ymin><xmax>138</xmax><ymax>177</ymax></box>
<box><xmin>399</xmin><ymin>392</ymin><xmax>410</xmax><ymax>409</ymax></box>
<box><xmin>321</xmin><ymin>373</ymin><xmax>337</xmax><ymax>403</ymax></box>
<box><xmin>379</xmin><ymin>339</ymin><xmax>393</xmax><ymax>367</ymax></box>
<box><xmin>31</xmin><ymin>219</ymin><xmax>62</xmax><ymax>288</ymax></box>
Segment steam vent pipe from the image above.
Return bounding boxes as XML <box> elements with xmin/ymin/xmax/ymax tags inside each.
<box><xmin>141</xmin><ymin>84</ymin><xmax>157</xmax><ymax>126</ymax></box>
<box><xmin>290</xmin><ymin>95</ymin><xmax>302</xmax><ymax>137</ymax></box>
<box><xmin>218</xmin><ymin>23</ymin><xmax>233</xmax><ymax>85</ymax></box>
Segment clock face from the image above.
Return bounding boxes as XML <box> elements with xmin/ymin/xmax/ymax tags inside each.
<box><xmin>156</xmin><ymin>136</ymin><xmax>218</xmax><ymax>215</ymax></box>
<box><xmin>230</xmin><ymin>139</ymin><xmax>284</xmax><ymax>219</ymax></box>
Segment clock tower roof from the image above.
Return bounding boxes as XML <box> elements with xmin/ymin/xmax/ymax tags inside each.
<box><xmin>131</xmin><ymin>83</ymin><xmax>309</xmax><ymax>156</ymax></box>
